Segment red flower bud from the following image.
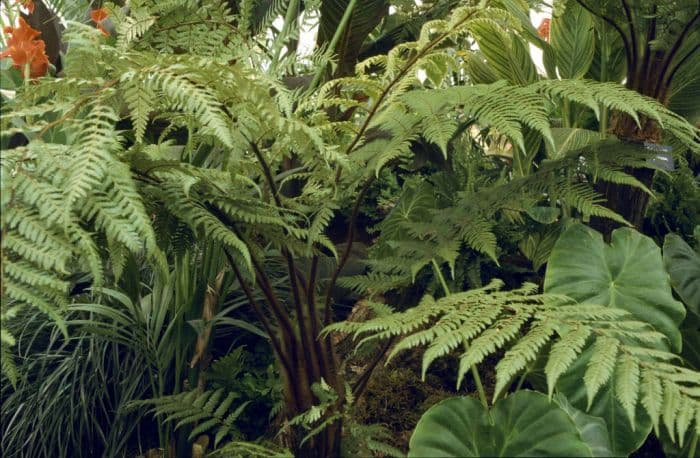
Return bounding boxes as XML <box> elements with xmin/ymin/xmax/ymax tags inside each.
<box><xmin>90</xmin><ymin>8</ymin><xmax>110</xmax><ymax>37</ymax></box>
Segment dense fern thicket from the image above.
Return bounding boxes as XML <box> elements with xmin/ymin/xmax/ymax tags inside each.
<box><xmin>1</xmin><ymin>0</ymin><xmax>699</xmax><ymax>457</ymax></box>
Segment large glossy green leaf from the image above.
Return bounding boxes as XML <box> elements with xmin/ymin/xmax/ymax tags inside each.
<box><xmin>545</xmin><ymin>127</ymin><xmax>601</xmax><ymax>159</ymax></box>
<box><xmin>680</xmin><ymin>311</ymin><xmax>700</xmax><ymax>370</ymax></box>
<box><xmin>543</xmin><ymin>223</ymin><xmax>686</xmax><ymax>455</ymax></box>
<box><xmin>317</xmin><ymin>0</ymin><xmax>389</xmax><ymax>76</ymax></box>
<box><xmin>550</xmin><ymin>2</ymin><xmax>595</xmax><ymax>79</ymax></box>
<box><xmin>554</xmin><ymin>394</ymin><xmax>616</xmax><ymax>457</ymax></box>
<box><xmin>586</xmin><ymin>24</ymin><xmax>626</xmax><ymax>83</ymax></box>
<box><xmin>408</xmin><ymin>391</ymin><xmax>594</xmax><ymax>457</ymax></box>
<box><xmin>544</xmin><ymin>223</ymin><xmax>685</xmax><ymax>351</ymax></box>
<box><xmin>669</xmin><ymin>74</ymin><xmax>700</xmax><ymax>126</ymax></box>
<box><xmin>549</xmin><ymin>345</ymin><xmax>653</xmax><ymax>456</ymax></box>
<box><xmin>664</xmin><ymin>233</ymin><xmax>700</xmax><ymax>315</ymax></box>
<box><xmin>470</xmin><ymin>20</ymin><xmax>538</xmax><ymax>85</ymax></box>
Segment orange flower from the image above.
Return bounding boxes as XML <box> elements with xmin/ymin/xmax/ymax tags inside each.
<box><xmin>537</xmin><ymin>18</ymin><xmax>551</xmax><ymax>42</ymax></box>
<box><xmin>90</xmin><ymin>8</ymin><xmax>110</xmax><ymax>36</ymax></box>
<box><xmin>17</xmin><ymin>0</ymin><xmax>35</xmax><ymax>14</ymax></box>
<box><xmin>0</xmin><ymin>17</ymin><xmax>48</xmax><ymax>78</ymax></box>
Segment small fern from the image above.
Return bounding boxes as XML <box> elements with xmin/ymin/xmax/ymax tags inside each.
<box><xmin>209</xmin><ymin>440</ymin><xmax>293</xmax><ymax>458</ymax></box>
<box><xmin>136</xmin><ymin>388</ymin><xmax>250</xmax><ymax>447</ymax></box>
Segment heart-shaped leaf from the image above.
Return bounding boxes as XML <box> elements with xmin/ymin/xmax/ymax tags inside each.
<box><xmin>543</xmin><ymin>223</ymin><xmax>685</xmax><ymax>454</ymax></box>
<box><xmin>553</xmin><ymin>394</ymin><xmax>616</xmax><ymax>457</ymax></box>
<box><xmin>544</xmin><ymin>223</ymin><xmax>685</xmax><ymax>351</ymax></box>
<box><xmin>408</xmin><ymin>391</ymin><xmax>595</xmax><ymax>457</ymax></box>
<box><xmin>548</xmin><ymin>344</ymin><xmax>653</xmax><ymax>455</ymax></box>
<box><xmin>663</xmin><ymin>233</ymin><xmax>700</xmax><ymax>315</ymax></box>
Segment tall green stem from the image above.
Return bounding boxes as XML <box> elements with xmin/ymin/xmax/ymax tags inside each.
<box><xmin>309</xmin><ymin>0</ymin><xmax>358</xmax><ymax>90</ymax></box>
<box><xmin>562</xmin><ymin>98</ymin><xmax>571</xmax><ymax>128</ymax></box>
<box><xmin>431</xmin><ymin>259</ymin><xmax>450</xmax><ymax>296</ymax></box>
<box><xmin>430</xmin><ymin>259</ymin><xmax>489</xmax><ymax>408</ymax></box>
<box><xmin>271</xmin><ymin>0</ymin><xmax>301</xmax><ymax>71</ymax></box>
<box><xmin>688</xmin><ymin>433</ymin><xmax>698</xmax><ymax>458</ymax></box>
<box><xmin>599</xmin><ymin>19</ymin><xmax>609</xmax><ymax>138</ymax></box>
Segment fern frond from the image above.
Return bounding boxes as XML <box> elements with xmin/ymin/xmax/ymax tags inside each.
<box><xmin>329</xmin><ymin>281</ymin><xmax>700</xmax><ymax>444</ymax></box>
<box><xmin>615</xmin><ymin>354</ymin><xmax>640</xmax><ymax>427</ymax></box>
<box><xmin>136</xmin><ymin>388</ymin><xmax>250</xmax><ymax>447</ymax></box>
<box><xmin>584</xmin><ymin>337</ymin><xmax>619</xmax><ymax>408</ymax></box>
<box><xmin>64</xmin><ymin>102</ymin><xmax>121</xmax><ymax>218</ymax></box>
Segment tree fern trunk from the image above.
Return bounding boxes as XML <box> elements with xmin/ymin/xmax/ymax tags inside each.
<box><xmin>592</xmin><ymin>42</ymin><xmax>675</xmax><ymax>236</ymax></box>
<box><xmin>592</xmin><ymin>113</ymin><xmax>661</xmax><ymax>236</ymax></box>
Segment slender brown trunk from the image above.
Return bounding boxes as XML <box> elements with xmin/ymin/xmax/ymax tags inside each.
<box><xmin>278</xmin><ymin>333</ymin><xmax>343</xmax><ymax>458</ymax></box>
<box><xmin>224</xmin><ymin>247</ymin><xmax>343</xmax><ymax>456</ymax></box>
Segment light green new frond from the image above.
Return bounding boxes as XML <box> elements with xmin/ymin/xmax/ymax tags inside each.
<box><xmin>584</xmin><ymin>337</ymin><xmax>619</xmax><ymax>409</ymax></box>
<box><xmin>116</xmin><ymin>8</ymin><xmax>156</xmax><ymax>48</ymax></box>
<box><xmin>13</xmin><ymin>167</ymin><xmax>69</xmax><ymax>228</ymax></box>
<box><xmin>534</xmin><ymin>79</ymin><xmax>700</xmax><ymax>154</ymax></box>
<box><xmin>161</xmin><ymin>183</ymin><xmax>251</xmax><ymax>270</ymax></box>
<box><xmin>457</xmin><ymin>312</ymin><xmax>529</xmax><ymax>389</ymax></box>
<box><xmin>206</xmin><ymin>196</ymin><xmax>290</xmax><ymax>228</ymax></box>
<box><xmin>421</xmin><ymin>115</ymin><xmax>458</xmax><ymax>156</ymax></box>
<box><xmin>419</xmin><ymin>303</ymin><xmax>503</xmax><ymax>376</ymax></box>
<box><xmin>367</xmin><ymin>134</ymin><xmax>419</xmax><ymax>176</ymax></box>
<box><xmin>0</xmin><ymin>338</ymin><xmax>18</xmax><ymax>388</ymax></box>
<box><xmin>533</xmin><ymin>79</ymin><xmax>599</xmax><ymax>118</ymax></box>
<box><xmin>641</xmin><ymin>369</ymin><xmax>663</xmax><ymax>435</ymax></box>
<box><xmin>557</xmin><ymin>182</ymin><xmax>629</xmax><ymax>225</ymax></box>
<box><xmin>593</xmin><ymin>168</ymin><xmax>653</xmax><ymax>196</ymax></box>
<box><xmin>64</xmin><ymin>103</ymin><xmax>121</xmax><ymax>219</ymax></box>
<box><xmin>337</xmin><ymin>273</ymin><xmax>409</xmax><ymax>296</ymax></box>
<box><xmin>139</xmin><ymin>0</ymin><xmax>240</xmax><ymax>57</ymax></box>
<box><xmin>663</xmin><ymin>381</ymin><xmax>682</xmax><ymax>441</ymax></box>
<box><xmin>83</xmin><ymin>193</ymin><xmax>143</xmax><ymax>253</ymax></box>
<box><xmin>104</xmin><ymin>164</ymin><xmax>163</xmax><ymax>261</ymax></box>
<box><xmin>456</xmin><ymin>214</ymin><xmax>498</xmax><ymax>261</ymax></box>
<box><xmin>353</xmin><ymin>294</ymin><xmax>442</xmax><ymax>345</ymax></box>
<box><xmin>121</xmin><ymin>76</ymin><xmax>156</xmax><ymax>143</ymax></box>
<box><xmin>307</xmin><ymin>204</ymin><xmax>338</xmax><ymax>254</ymax></box>
<box><xmin>615</xmin><ymin>354</ymin><xmax>640</xmax><ymax>428</ymax></box>
<box><xmin>145</xmin><ymin>66</ymin><xmax>235</xmax><ymax>148</ymax></box>
<box><xmin>3</xmin><ymin>209</ymin><xmax>73</xmax><ymax>273</ymax></box>
<box><xmin>3</xmin><ymin>282</ymin><xmax>67</xmax><ymax>336</ymax></box>
<box><xmin>331</xmin><ymin>279</ymin><xmax>700</xmax><ymax>442</ymax></box>
<box><xmin>544</xmin><ymin>325</ymin><xmax>592</xmax><ymax>397</ymax></box>
<box><xmin>3</xmin><ymin>259</ymin><xmax>69</xmax><ymax>294</ymax></box>
<box><xmin>494</xmin><ymin>321</ymin><xmax>556</xmax><ymax>399</ymax></box>
<box><xmin>675</xmin><ymin>402</ymin><xmax>695</xmax><ymax>448</ymax></box>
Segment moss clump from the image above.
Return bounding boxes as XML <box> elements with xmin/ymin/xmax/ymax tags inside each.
<box><xmin>351</xmin><ymin>350</ymin><xmax>457</xmax><ymax>452</ymax></box>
